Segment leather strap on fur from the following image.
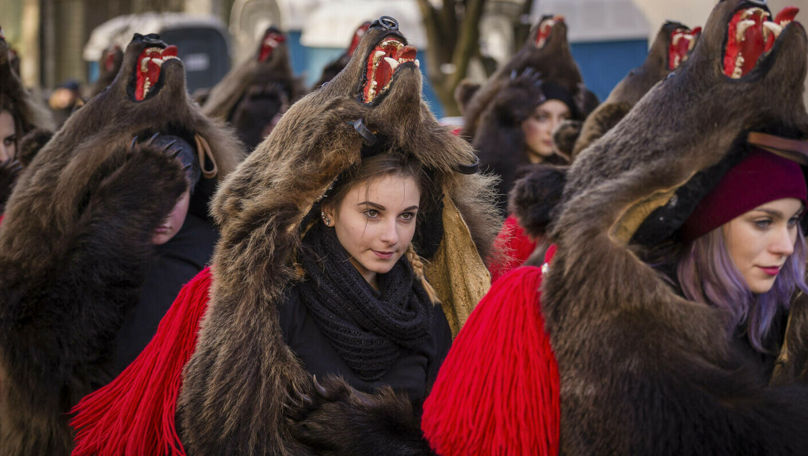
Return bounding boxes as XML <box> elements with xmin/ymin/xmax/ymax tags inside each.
<box><xmin>747</xmin><ymin>131</ymin><xmax>808</xmax><ymax>165</ymax></box>
<box><xmin>193</xmin><ymin>134</ymin><xmax>218</xmax><ymax>179</ymax></box>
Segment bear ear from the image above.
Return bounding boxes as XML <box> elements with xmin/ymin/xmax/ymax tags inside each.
<box><xmin>509</xmin><ymin>163</ymin><xmax>567</xmax><ymax>238</ymax></box>
<box><xmin>454</xmin><ymin>79</ymin><xmax>481</xmax><ymax>115</ymax></box>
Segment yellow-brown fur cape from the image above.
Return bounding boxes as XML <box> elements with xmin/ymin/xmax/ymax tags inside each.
<box><xmin>0</xmin><ymin>33</ymin><xmax>243</xmax><ymax>456</ymax></box>
<box><xmin>177</xmin><ymin>17</ymin><xmax>499</xmax><ymax>455</ymax></box>
<box><xmin>544</xmin><ymin>1</ymin><xmax>808</xmax><ymax>453</ymax></box>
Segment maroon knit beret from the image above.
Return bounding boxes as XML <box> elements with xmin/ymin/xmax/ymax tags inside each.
<box><xmin>680</xmin><ymin>148</ymin><xmax>807</xmax><ymax>242</ymax></box>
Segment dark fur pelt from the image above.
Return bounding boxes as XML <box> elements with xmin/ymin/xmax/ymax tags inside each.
<box><xmin>509</xmin><ymin>163</ymin><xmax>567</xmax><ymax>239</ymax></box>
<box><xmin>0</xmin><ymin>34</ymin><xmax>243</xmax><ymax>456</ymax></box>
<box><xmin>0</xmin><ymin>159</ymin><xmax>21</xmax><ymax>212</ymax></box>
<box><xmin>543</xmin><ymin>1</ymin><xmax>808</xmax><ymax>454</ymax></box>
<box><xmin>177</xmin><ymin>18</ymin><xmax>499</xmax><ymax>455</ymax></box>
<box><xmin>202</xmin><ymin>27</ymin><xmax>302</xmax><ymax>151</ymax></box>
<box><xmin>461</xmin><ymin>17</ymin><xmax>594</xmax><ymax>141</ymax></box>
<box><xmin>569</xmin><ymin>21</ymin><xmax>700</xmax><ymax>160</ymax></box>
<box><xmin>16</xmin><ymin>128</ymin><xmax>53</xmax><ymax>166</ymax></box>
<box><xmin>289</xmin><ymin>377</ymin><xmax>434</xmax><ymax>456</ymax></box>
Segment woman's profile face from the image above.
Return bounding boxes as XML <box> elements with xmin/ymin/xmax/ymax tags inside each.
<box><xmin>325</xmin><ymin>174</ymin><xmax>420</xmax><ymax>288</ymax></box>
<box><xmin>521</xmin><ymin>99</ymin><xmax>570</xmax><ymax>162</ymax></box>
<box><xmin>151</xmin><ymin>189</ymin><xmax>191</xmax><ymax>245</ymax></box>
<box><xmin>0</xmin><ymin>110</ymin><xmax>16</xmax><ymax>162</ymax></box>
<box><xmin>722</xmin><ymin>197</ymin><xmax>803</xmax><ymax>294</ymax></box>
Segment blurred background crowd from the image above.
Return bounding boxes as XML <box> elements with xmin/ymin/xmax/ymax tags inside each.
<box><xmin>4</xmin><ymin>0</ymin><xmax>804</xmax><ymax>120</ymax></box>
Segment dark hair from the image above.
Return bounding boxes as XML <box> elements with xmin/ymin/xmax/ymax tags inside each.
<box><xmin>321</xmin><ymin>152</ymin><xmax>428</xmax><ymax>210</ymax></box>
<box><xmin>0</xmin><ymin>95</ymin><xmax>22</xmax><ymax>153</ymax></box>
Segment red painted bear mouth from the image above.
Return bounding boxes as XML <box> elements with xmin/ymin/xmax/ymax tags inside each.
<box><xmin>259</xmin><ymin>30</ymin><xmax>286</xmax><ymax>62</ymax></box>
<box><xmin>134</xmin><ymin>45</ymin><xmax>178</xmax><ymax>101</ymax></box>
<box><xmin>723</xmin><ymin>5</ymin><xmax>799</xmax><ymax>79</ymax></box>
<box><xmin>360</xmin><ymin>36</ymin><xmax>418</xmax><ymax>104</ymax></box>
<box><xmin>668</xmin><ymin>26</ymin><xmax>701</xmax><ymax>70</ymax></box>
<box><xmin>535</xmin><ymin>15</ymin><xmax>564</xmax><ymax>48</ymax></box>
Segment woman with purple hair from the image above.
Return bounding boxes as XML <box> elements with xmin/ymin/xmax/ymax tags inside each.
<box><xmin>674</xmin><ymin>147</ymin><xmax>807</xmax><ymax>366</ymax></box>
<box><xmin>674</xmin><ymin>147</ymin><xmax>807</xmax><ymax>362</ymax></box>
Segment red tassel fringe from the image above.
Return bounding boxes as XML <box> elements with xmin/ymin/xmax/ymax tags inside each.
<box><xmin>421</xmin><ymin>264</ymin><xmax>560</xmax><ymax>456</ymax></box>
<box><xmin>70</xmin><ymin>267</ymin><xmax>213</xmax><ymax>456</ymax></box>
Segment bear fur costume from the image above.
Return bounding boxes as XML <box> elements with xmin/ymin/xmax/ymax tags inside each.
<box><xmin>516</xmin><ymin>22</ymin><xmax>701</xmax><ymax>249</ymax></box>
<box><xmin>176</xmin><ymin>16</ymin><xmax>499</xmax><ymax>455</ymax></box>
<box><xmin>560</xmin><ymin>21</ymin><xmax>701</xmax><ymax>161</ymax></box>
<box><xmin>460</xmin><ymin>15</ymin><xmax>598</xmax><ymax>141</ymax></box>
<box><xmin>202</xmin><ymin>26</ymin><xmax>302</xmax><ymax>151</ymax></box>
<box><xmin>544</xmin><ymin>1</ymin><xmax>808</xmax><ymax>453</ymax></box>
<box><xmin>0</xmin><ymin>33</ymin><xmax>243</xmax><ymax>456</ymax></box>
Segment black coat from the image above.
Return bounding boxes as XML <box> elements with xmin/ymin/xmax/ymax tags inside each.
<box><xmin>112</xmin><ymin>213</ymin><xmax>217</xmax><ymax>375</ymax></box>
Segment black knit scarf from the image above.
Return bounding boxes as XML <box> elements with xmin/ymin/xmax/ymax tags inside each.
<box><xmin>297</xmin><ymin>223</ymin><xmax>433</xmax><ymax>381</ymax></box>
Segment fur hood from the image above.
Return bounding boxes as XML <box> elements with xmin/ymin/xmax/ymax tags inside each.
<box><xmin>202</xmin><ymin>27</ymin><xmax>299</xmax><ymax>122</ymax></box>
<box><xmin>461</xmin><ymin>15</ymin><xmax>597</xmax><ymax>140</ymax></box>
<box><xmin>3</xmin><ymin>33</ymin><xmax>242</xmax><ymax>269</ymax></box>
<box><xmin>544</xmin><ymin>1</ymin><xmax>808</xmax><ymax>453</ymax></box>
<box><xmin>566</xmin><ymin>20</ymin><xmax>701</xmax><ymax>160</ymax></box>
<box><xmin>177</xmin><ymin>16</ymin><xmax>499</xmax><ymax>455</ymax></box>
<box><xmin>0</xmin><ymin>33</ymin><xmax>243</xmax><ymax>455</ymax></box>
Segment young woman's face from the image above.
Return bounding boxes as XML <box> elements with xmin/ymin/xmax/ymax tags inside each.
<box><xmin>521</xmin><ymin>99</ymin><xmax>570</xmax><ymax>162</ymax></box>
<box><xmin>325</xmin><ymin>174</ymin><xmax>420</xmax><ymax>288</ymax></box>
<box><xmin>0</xmin><ymin>110</ymin><xmax>17</xmax><ymax>162</ymax></box>
<box><xmin>151</xmin><ymin>189</ymin><xmax>190</xmax><ymax>245</ymax></box>
<box><xmin>722</xmin><ymin>198</ymin><xmax>804</xmax><ymax>294</ymax></box>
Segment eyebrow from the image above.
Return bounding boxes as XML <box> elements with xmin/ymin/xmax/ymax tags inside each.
<box><xmin>357</xmin><ymin>201</ymin><xmax>419</xmax><ymax>211</ymax></box>
<box><xmin>753</xmin><ymin>208</ymin><xmax>803</xmax><ymax>218</ymax></box>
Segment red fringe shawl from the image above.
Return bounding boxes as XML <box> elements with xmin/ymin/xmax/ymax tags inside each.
<box><xmin>422</xmin><ymin>247</ymin><xmax>559</xmax><ymax>456</ymax></box>
<box><xmin>70</xmin><ymin>267</ymin><xmax>212</xmax><ymax>456</ymax></box>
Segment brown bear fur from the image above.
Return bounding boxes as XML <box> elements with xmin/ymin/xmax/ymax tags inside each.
<box><xmin>544</xmin><ymin>1</ymin><xmax>808</xmax><ymax>454</ymax></box>
<box><xmin>567</xmin><ymin>21</ymin><xmax>700</xmax><ymax>160</ymax></box>
<box><xmin>177</xmin><ymin>17</ymin><xmax>499</xmax><ymax>455</ymax></box>
<box><xmin>461</xmin><ymin>17</ymin><xmax>595</xmax><ymax>141</ymax></box>
<box><xmin>202</xmin><ymin>27</ymin><xmax>302</xmax><ymax>151</ymax></box>
<box><xmin>0</xmin><ymin>33</ymin><xmax>243</xmax><ymax>456</ymax></box>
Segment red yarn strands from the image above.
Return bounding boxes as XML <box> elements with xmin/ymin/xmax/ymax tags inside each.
<box><xmin>70</xmin><ymin>267</ymin><xmax>213</xmax><ymax>456</ymax></box>
<box><xmin>421</xmin><ymin>264</ymin><xmax>560</xmax><ymax>456</ymax></box>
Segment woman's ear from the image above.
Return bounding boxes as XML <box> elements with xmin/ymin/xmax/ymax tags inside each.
<box><xmin>321</xmin><ymin>205</ymin><xmax>335</xmax><ymax>227</ymax></box>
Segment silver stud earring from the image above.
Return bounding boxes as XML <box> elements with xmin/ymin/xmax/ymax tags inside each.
<box><xmin>321</xmin><ymin>211</ymin><xmax>332</xmax><ymax>226</ymax></box>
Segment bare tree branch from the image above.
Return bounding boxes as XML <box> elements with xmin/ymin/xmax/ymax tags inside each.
<box><xmin>449</xmin><ymin>0</ymin><xmax>484</xmax><ymax>89</ymax></box>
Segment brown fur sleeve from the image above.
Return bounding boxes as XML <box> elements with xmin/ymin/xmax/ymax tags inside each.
<box><xmin>0</xmin><ymin>141</ymin><xmax>188</xmax><ymax>455</ymax></box>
